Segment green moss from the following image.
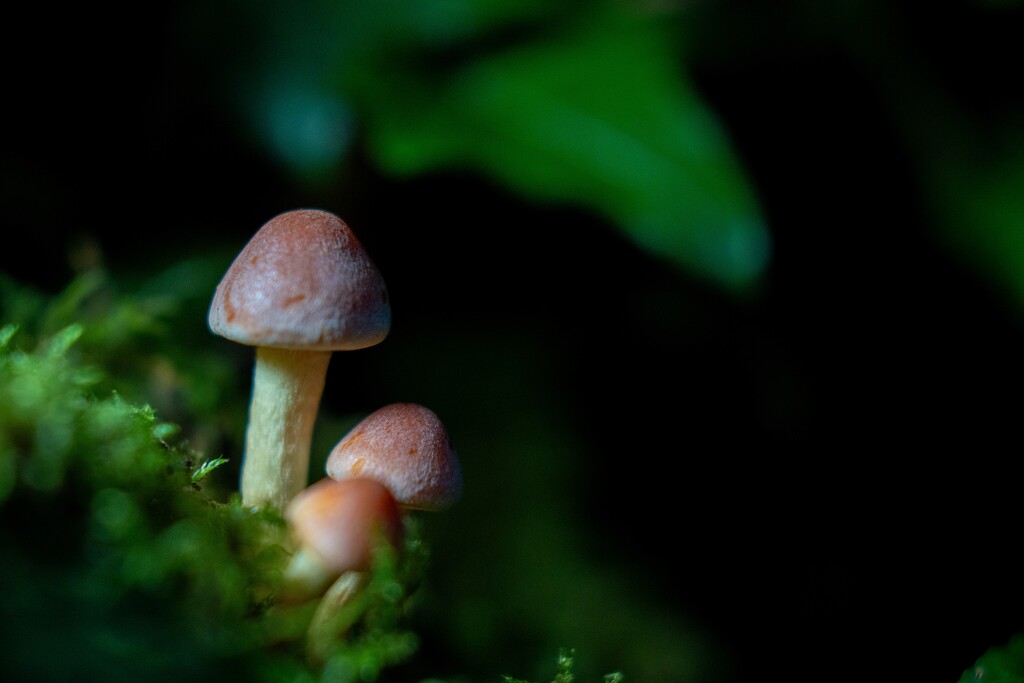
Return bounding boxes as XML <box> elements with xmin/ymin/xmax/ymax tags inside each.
<box><xmin>0</xmin><ymin>319</ymin><xmax>425</xmax><ymax>681</ymax></box>
<box><xmin>502</xmin><ymin>649</ymin><xmax>624</xmax><ymax>683</ymax></box>
<box><xmin>0</xmin><ymin>268</ymin><xmax>625</xmax><ymax>681</ymax></box>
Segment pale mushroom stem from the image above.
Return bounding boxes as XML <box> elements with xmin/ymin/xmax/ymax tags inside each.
<box><xmin>306</xmin><ymin>570</ymin><xmax>367</xmax><ymax>664</ymax></box>
<box><xmin>281</xmin><ymin>546</ymin><xmax>334</xmax><ymax>599</ymax></box>
<box><xmin>241</xmin><ymin>346</ymin><xmax>332</xmax><ymax>510</ymax></box>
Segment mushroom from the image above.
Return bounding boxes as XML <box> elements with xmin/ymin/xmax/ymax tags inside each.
<box><xmin>283</xmin><ymin>477</ymin><xmax>406</xmax><ymax>662</ymax></box>
<box><xmin>282</xmin><ymin>476</ymin><xmax>404</xmax><ymax>600</ymax></box>
<box><xmin>325</xmin><ymin>402</ymin><xmax>462</xmax><ymax>511</ymax></box>
<box><xmin>209</xmin><ymin>209</ymin><xmax>391</xmax><ymax>510</ymax></box>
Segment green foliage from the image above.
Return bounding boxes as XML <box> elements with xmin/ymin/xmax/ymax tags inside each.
<box><xmin>502</xmin><ymin>648</ymin><xmax>624</xmax><ymax>683</ymax></box>
<box><xmin>791</xmin><ymin>0</ymin><xmax>1024</xmax><ymax>317</ymax></box>
<box><xmin>185</xmin><ymin>0</ymin><xmax>1024</xmax><ymax>310</ymax></box>
<box><xmin>0</xmin><ymin>258</ymin><xmax>252</xmax><ymax>495</ymax></box>
<box><xmin>354</xmin><ymin>6</ymin><xmax>769</xmax><ymax>291</ymax></box>
<box><xmin>191</xmin><ymin>0</ymin><xmax>769</xmax><ymax>293</ymax></box>
<box><xmin>926</xmin><ymin>133</ymin><xmax>1024</xmax><ymax>314</ymax></box>
<box><xmin>192</xmin><ymin>457</ymin><xmax>231</xmax><ymax>484</ymax></box>
<box><xmin>0</xmin><ymin>261</ymin><xmax>233</xmax><ymax>421</ymax></box>
<box><xmin>0</xmin><ymin>321</ymin><xmax>426</xmax><ymax>681</ymax></box>
<box><xmin>958</xmin><ymin>635</ymin><xmax>1024</xmax><ymax>683</ymax></box>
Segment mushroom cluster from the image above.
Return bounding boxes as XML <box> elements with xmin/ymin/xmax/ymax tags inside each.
<box><xmin>208</xmin><ymin>208</ymin><xmax>463</xmax><ymax>618</ymax></box>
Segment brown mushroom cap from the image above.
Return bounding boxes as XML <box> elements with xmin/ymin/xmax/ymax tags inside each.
<box><xmin>325</xmin><ymin>403</ymin><xmax>462</xmax><ymax>511</ymax></box>
<box><xmin>285</xmin><ymin>477</ymin><xmax>403</xmax><ymax>574</ymax></box>
<box><xmin>208</xmin><ymin>209</ymin><xmax>391</xmax><ymax>350</ymax></box>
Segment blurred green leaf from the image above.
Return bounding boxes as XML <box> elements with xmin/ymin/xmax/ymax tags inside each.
<box><xmin>928</xmin><ymin>128</ymin><xmax>1024</xmax><ymax>312</ymax></box>
<box><xmin>817</xmin><ymin>1</ymin><xmax>1024</xmax><ymax>318</ymax></box>
<box><xmin>194</xmin><ymin>1</ymin><xmax>768</xmax><ymax>291</ymax></box>
<box><xmin>958</xmin><ymin>634</ymin><xmax>1024</xmax><ymax>683</ymax></box>
<box><xmin>353</xmin><ymin>7</ymin><xmax>769</xmax><ymax>291</ymax></box>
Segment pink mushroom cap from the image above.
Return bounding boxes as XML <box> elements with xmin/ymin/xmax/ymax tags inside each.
<box><xmin>284</xmin><ymin>477</ymin><xmax>404</xmax><ymax>574</ymax></box>
<box><xmin>325</xmin><ymin>403</ymin><xmax>462</xmax><ymax>511</ymax></box>
<box><xmin>208</xmin><ymin>209</ymin><xmax>391</xmax><ymax>350</ymax></box>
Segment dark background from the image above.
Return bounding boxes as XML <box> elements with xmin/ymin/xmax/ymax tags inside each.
<box><xmin>3</xmin><ymin>2</ymin><xmax>1024</xmax><ymax>681</ymax></box>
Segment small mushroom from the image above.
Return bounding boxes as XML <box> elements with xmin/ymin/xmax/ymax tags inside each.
<box><xmin>325</xmin><ymin>402</ymin><xmax>462</xmax><ymax>511</ymax></box>
<box><xmin>209</xmin><ymin>209</ymin><xmax>391</xmax><ymax>510</ymax></box>
<box><xmin>282</xmin><ymin>476</ymin><xmax>404</xmax><ymax>600</ymax></box>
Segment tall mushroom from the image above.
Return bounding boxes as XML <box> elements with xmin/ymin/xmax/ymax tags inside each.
<box><xmin>325</xmin><ymin>402</ymin><xmax>462</xmax><ymax>511</ymax></box>
<box><xmin>209</xmin><ymin>209</ymin><xmax>391</xmax><ymax>510</ymax></box>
